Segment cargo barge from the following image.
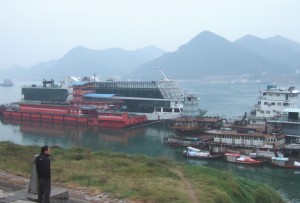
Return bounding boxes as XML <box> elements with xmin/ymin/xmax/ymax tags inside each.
<box><xmin>3</xmin><ymin>103</ymin><xmax>147</xmax><ymax>128</ymax></box>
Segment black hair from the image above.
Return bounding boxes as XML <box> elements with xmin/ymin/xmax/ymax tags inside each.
<box><xmin>41</xmin><ymin>145</ymin><xmax>49</xmax><ymax>154</ymax></box>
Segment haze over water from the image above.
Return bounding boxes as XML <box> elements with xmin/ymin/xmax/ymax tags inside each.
<box><xmin>0</xmin><ymin>81</ymin><xmax>300</xmax><ymax>202</ymax></box>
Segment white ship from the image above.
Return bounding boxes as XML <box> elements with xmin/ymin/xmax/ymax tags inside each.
<box><xmin>249</xmin><ymin>84</ymin><xmax>300</xmax><ymax>124</ymax></box>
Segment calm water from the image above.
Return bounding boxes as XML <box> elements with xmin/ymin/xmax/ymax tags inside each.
<box><xmin>1</xmin><ymin>81</ymin><xmax>300</xmax><ymax>202</ymax></box>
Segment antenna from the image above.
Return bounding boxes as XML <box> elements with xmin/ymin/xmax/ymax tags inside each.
<box><xmin>155</xmin><ymin>67</ymin><xmax>171</xmax><ymax>81</ymax></box>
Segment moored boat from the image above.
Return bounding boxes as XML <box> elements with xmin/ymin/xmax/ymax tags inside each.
<box><xmin>163</xmin><ymin>137</ymin><xmax>202</xmax><ymax>147</ymax></box>
<box><xmin>270</xmin><ymin>157</ymin><xmax>300</xmax><ymax>169</ymax></box>
<box><xmin>2</xmin><ymin>103</ymin><xmax>147</xmax><ymax>128</ymax></box>
<box><xmin>0</xmin><ymin>79</ymin><xmax>13</xmax><ymax>87</ymax></box>
<box><xmin>183</xmin><ymin>146</ymin><xmax>222</xmax><ymax>159</ymax></box>
<box><xmin>224</xmin><ymin>153</ymin><xmax>264</xmax><ymax>165</ymax></box>
<box><xmin>248</xmin><ymin>84</ymin><xmax>300</xmax><ymax>124</ymax></box>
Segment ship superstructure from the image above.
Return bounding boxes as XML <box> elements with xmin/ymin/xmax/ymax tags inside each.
<box><xmin>249</xmin><ymin>84</ymin><xmax>300</xmax><ymax>124</ymax></box>
<box><xmin>72</xmin><ymin>80</ymin><xmax>186</xmax><ymax>120</ymax></box>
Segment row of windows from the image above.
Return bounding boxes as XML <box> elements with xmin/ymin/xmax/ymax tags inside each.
<box><xmin>95</xmin><ymin>81</ymin><xmax>157</xmax><ymax>89</ymax></box>
<box><xmin>263</xmin><ymin>102</ymin><xmax>290</xmax><ymax>106</ymax></box>
<box><xmin>214</xmin><ymin>135</ymin><xmax>265</xmax><ymax>141</ymax></box>
<box><xmin>267</xmin><ymin>93</ymin><xmax>296</xmax><ymax>97</ymax></box>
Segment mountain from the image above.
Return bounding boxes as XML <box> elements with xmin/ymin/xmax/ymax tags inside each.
<box><xmin>127</xmin><ymin>31</ymin><xmax>291</xmax><ymax>81</ymax></box>
<box><xmin>267</xmin><ymin>35</ymin><xmax>300</xmax><ymax>53</ymax></box>
<box><xmin>0</xmin><ymin>65</ymin><xmax>29</xmax><ymax>81</ymax></box>
<box><xmin>235</xmin><ymin>35</ymin><xmax>300</xmax><ymax>71</ymax></box>
<box><xmin>1</xmin><ymin>46</ymin><xmax>164</xmax><ymax>81</ymax></box>
<box><xmin>3</xmin><ymin>31</ymin><xmax>300</xmax><ymax>83</ymax></box>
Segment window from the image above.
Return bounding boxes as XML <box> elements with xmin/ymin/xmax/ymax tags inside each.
<box><xmin>174</xmin><ymin>108</ymin><xmax>180</xmax><ymax>113</ymax></box>
<box><xmin>266</xmin><ymin>111</ymin><xmax>270</xmax><ymax>114</ymax></box>
<box><xmin>264</xmin><ymin>102</ymin><xmax>268</xmax><ymax>105</ymax></box>
<box><xmin>277</xmin><ymin>103</ymin><xmax>281</xmax><ymax>106</ymax></box>
<box><xmin>271</xmin><ymin>102</ymin><xmax>275</xmax><ymax>105</ymax></box>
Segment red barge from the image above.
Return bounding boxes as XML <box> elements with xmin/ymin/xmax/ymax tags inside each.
<box><xmin>3</xmin><ymin>103</ymin><xmax>147</xmax><ymax>128</ymax></box>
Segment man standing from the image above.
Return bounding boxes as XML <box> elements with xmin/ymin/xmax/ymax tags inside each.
<box><xmin>35</xmin><ymin>145</ymin><xmax>51</xmax><ymax>203</ymax></box>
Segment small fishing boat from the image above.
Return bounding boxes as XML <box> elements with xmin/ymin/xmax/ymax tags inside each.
<box><xmin>183</xmin><ymin>146</ymin><xmax>222</xmax><ymax>159</ymax></box>
<box><xmin>271</xmin><ymin>157</ymin><xmax>300</xmax><ymax>169</ymax></box>
<box><xmin>224</xmin><ymin>153</ymin><xmax>264</xmax><ymax>165</ymax></box>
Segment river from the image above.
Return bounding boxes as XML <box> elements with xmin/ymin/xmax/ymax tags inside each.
<box><xmin>0</xmin><ymin>81</ymin><xmax>300</xmax><ymax>202</ymax></box>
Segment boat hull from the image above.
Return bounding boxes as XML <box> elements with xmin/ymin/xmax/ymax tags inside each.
<box><xmin>2</xmin><ymin>103</ymin><xmax>147</xmax><ymax>128</ymax></box>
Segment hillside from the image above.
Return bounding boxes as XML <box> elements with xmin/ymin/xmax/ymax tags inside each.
<box><xmin>127</xmin><ymin>31</ymin><xmax>297</xmax><ymax>82</ymax></box>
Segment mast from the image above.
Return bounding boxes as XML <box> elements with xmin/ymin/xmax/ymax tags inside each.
<box><xmin>155</xmin><ymin>67</ymin><xmax>171</xmax><ymax>81</ymax></box>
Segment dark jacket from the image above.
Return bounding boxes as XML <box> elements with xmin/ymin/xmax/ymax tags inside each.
<box><xmin>35</xmin><ymin>154</ymin><xmax>51</xmax><ymax>180</ymax></box>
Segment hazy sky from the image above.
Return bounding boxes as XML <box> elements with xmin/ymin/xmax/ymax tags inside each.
<box><xmin>1</xmin><ymin>0</ymin><xmax>300</xmax><ymax>69</ymax></box>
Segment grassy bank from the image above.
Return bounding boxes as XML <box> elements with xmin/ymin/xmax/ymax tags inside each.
<box><xmin>0</xmin><ymin>141</ymin><xmax>284</xmax><ymax>203</ymax></box>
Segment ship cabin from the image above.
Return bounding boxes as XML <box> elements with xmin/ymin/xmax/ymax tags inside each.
<box><xmin>248</xmin><ymin>84</ymin><xmax>300</xmax><ymax>125</ymax></box>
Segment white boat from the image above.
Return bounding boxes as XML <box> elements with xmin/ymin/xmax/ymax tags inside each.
<box><xmin>183</xmin><ymin>146</ymin><xmax>222</xmax><ymax>159</ymax></box>
<box><xmin>249</xmin><ymin>84</ymin><xmax>300</xmax><ymax>124</ymax></box>
<box><xmin>0</xmin><ymin>79</ymin><xmax>13</xmax><ymax>87</ymax></box>
<box><xmin>271</xmin><ymin>157</ymin><xmax>300</xmax><ymax>169</ymax></box>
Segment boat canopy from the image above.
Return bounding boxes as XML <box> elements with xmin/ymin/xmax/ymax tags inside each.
<box><xmin>271</xmin><ymin>157</ymin><xmax>289</xmax><ymax>161</ymax></box>
<box><xmin>224</xmin><ymin>153</ymin><xmax>241</xmax><ymax>157</ymax></box>
<box><xmin>83</xmin><ymin>94</ymin><xmax>115</xmax><ymax>98</ymax></box>
<box><xmin>187</xmin><ymin>146</ymin><xmax>201</xmax><ymax>152</ymax></box>
<box><xmin>283</xmin><ymin>108</ymin><xmax>300</xmax><ymax>113</ymax></box>
<box><xmin>71</xmin><ymin>81</ymin><xmax>90</xmax><ymax>86</ymax></box>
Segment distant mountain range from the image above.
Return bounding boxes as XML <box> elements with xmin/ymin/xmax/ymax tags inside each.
<box><xmin>2</xmin><ymin>31</ymin><xmax>300</xmax><ymax>83</ymax></box>
<box><xmin>129</xmin><ymin>31</ymin><xmax>300</xmax><ymax>83</ymax></box>
<box><xmin>0</xmin><ymin>46</ymin><xmax>164</xmax><ymax>81</ymax></box>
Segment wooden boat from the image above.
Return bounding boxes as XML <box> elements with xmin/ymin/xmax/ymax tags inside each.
<box><xmin>270</xmin><ymin>157</ymin><xmax>300</xmax><ymax>169</ymax></box>
<box><xmin>224</xmin><ymin>153</ymin><xmax>264</xmax><ymax>165</ymax></box>
<box><xmin>163</xmin><ymin>137</ymin><xmax>201</xmax><ymax>147</ymax></box>
<box><xmin>183</xmin><ymin>147</ymin><xmax>222</xmax><ymax>159</ymax></box>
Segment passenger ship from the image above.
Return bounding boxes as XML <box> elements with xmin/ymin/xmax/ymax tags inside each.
<box><xmin>248</xmin><ymin>84</ymin><xmax>300</xmax><ymax>124</ymax></box>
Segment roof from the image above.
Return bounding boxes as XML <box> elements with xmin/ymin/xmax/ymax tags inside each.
<box><xmin>224</xmin><ymin>153</ymin><xmax>240</xmax><ymax>157</ymax></box>
<box><xmin>283</xmin><ymin>108</ymin><xmax>300</xmax><ymax>113</ymax></box>
<box><xmin>83</xmin><ymin>93</ymin><xmax>115</xmax><ymax>98</ymax></box>
<box><xmin>71</xmin><ymin>81</ymin><xmax>89</xmax><ymax>86</ymax></box>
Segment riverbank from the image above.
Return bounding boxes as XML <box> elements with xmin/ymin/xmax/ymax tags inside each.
<box><xmin>0</xmin><ymin>141</ymin><xmax>284</xmax><ymax>203</ymax></box>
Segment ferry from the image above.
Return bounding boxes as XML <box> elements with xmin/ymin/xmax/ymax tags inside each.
<box><xmin>0</xmin><ymin>79</ymin><xmax>14</xmax><ymax>87</ymax></box>
<box><xmin>248</xmin><ymin>84</ymin><xmax>300</xmax><ymax>124</ymax></box>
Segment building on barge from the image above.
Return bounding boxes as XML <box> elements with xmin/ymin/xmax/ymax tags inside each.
<box><xmin>206</xmin><ymin>125</ymin><xmax>286</xmax><ymax>158</ymax></box>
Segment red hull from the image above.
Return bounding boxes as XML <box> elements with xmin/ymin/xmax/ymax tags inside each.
<box><xmin>227</xmin><ymin>160</ymin><xmax>264</xmax><ymax>165</ymax></box>
<box><xmin>2</xmin><ymin>103</ymin><xmax>147</xmax><ymax>128</ymax></box>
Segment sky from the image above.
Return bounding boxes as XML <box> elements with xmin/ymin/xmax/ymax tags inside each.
<box><xmin>1</xmin><ymin>0</ymin><xmax>300</xmax><ymax>70</ymax></box>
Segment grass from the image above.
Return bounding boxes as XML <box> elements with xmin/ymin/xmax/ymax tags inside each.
<box><xmin>0</xmin><ymin>141</ymin><xmax>285</xmax><ymax>203</ymax></box>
